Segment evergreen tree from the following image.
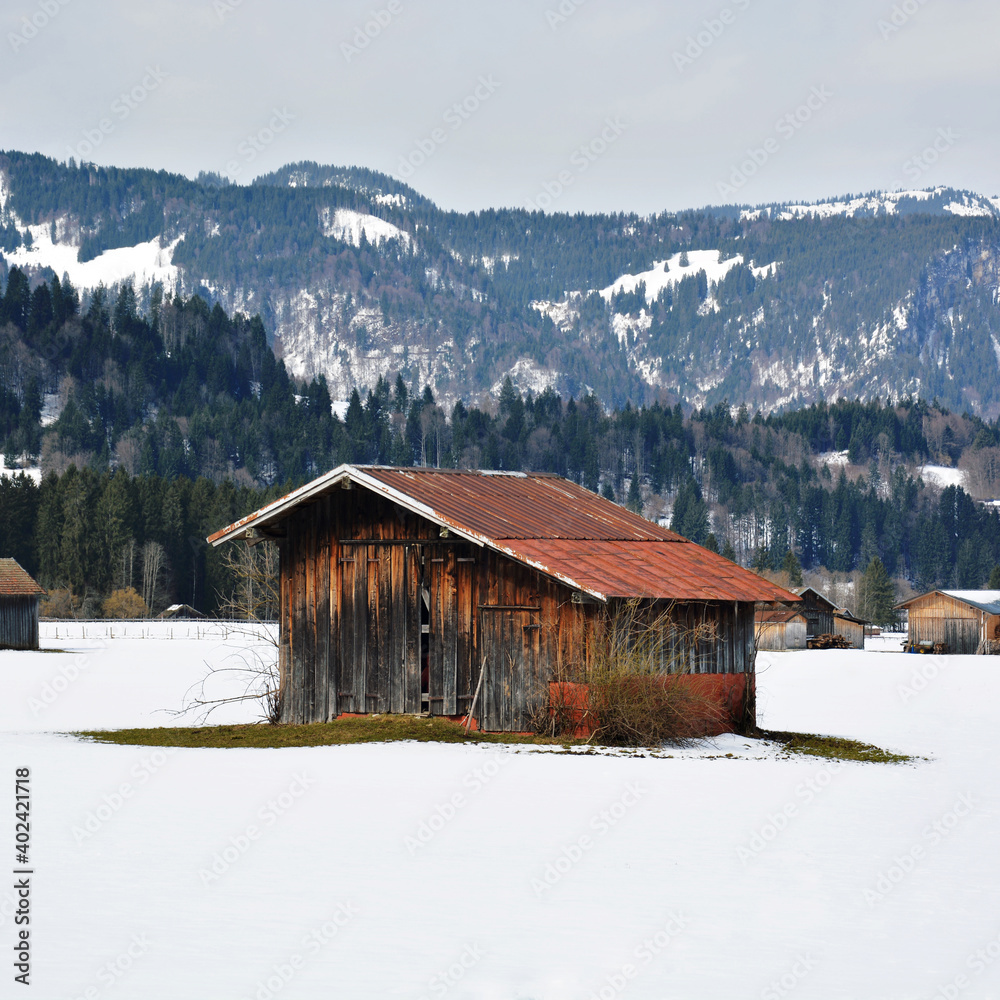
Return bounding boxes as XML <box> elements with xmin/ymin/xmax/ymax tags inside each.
<box><xmin>857</xmin><ymin>556</ymin><xmax>896</xmax><ymax>627</ymax></box>
<box><xmin>781</xmin><ymin>549</ymin><xmax>804</xmax><ymax>588</ymax></box>
<box><xmin>626</xmin><ymin>473</ymin><xmax>642</xmax><ymax>514</ymax></box>
<box><xmin>989</xmin><ymin>565</ymin><xmax>1000</xmax><ymax>590</ymax></box>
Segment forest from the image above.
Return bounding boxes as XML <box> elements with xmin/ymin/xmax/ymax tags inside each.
<box><xmin>1</xmin><ymin>272</ymin><xmax>999</xmax><ymax>618</ymax></box>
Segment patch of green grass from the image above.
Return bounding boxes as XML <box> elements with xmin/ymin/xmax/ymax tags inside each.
<box><xmin>76</xmin><ymin>717</ymin><xmax>919</xmax><ymax>763</ymax></box>
<box><xmin>77</xmin><ymin>715</ymin><xmax>589</xmax><ymax>750</ymax></box>
<box><xmin>758</xmin><ymin>729</ymin><xmax>918</xmax><ymax>765</ymax></box>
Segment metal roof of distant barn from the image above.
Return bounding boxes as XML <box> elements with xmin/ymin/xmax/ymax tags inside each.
<box><xmin>208</xmin><ymin>465</ymin><xmax>799</xmax><ymax>604</ymax></box>
<box><xmin>0</xmin><ymin>559</ymin><xmax>45</xmax><ymax>597</ymax></box>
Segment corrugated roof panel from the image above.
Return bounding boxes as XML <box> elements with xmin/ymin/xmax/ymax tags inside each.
<box><xmin>503</xmin><ymin>539</ymin><xmax>797</xmax><ymax>603</ymax></box>
<box><xmin>363</xmin><ymin>468</ymin><xmax>679</xmax><ymax>541</ymax></box>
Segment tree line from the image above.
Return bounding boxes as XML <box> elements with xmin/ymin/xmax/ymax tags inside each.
<box><xmin>1</xmin><ymin>384</ymin><xmax>998</xmax><ymax>618</ymax></box>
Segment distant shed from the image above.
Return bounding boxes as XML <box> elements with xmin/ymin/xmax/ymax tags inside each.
<box><xmin>833</xmin><ymin>609</ymin><xmax>868</xmax><ymax>650</ymax></box>
<box><xmin>157</xmin><ymin>604</ymin><xmax>207</xmax><ymax>620</ymax></box>
<box><xmin>208</xmin><ymin>465</ymin><xmax>799</xmax><ymax>734</ymax></box>
<box><xmin>897</xmin><ymin>591</ymin><xmax>1000</xmax><ymax>654</ymax></box>
<box><xmin>755</xmin><ymin>607</ymin><xmax>808</xmax><ymax>650</ymax></box>
<box><xmin>0</xmin><ymin>559</ymin><xmax>46</xmax><ymax>651</ymax></box>
<box><xmin>796</xmin><ymin>587</ymin><xmax>838</xmax><ymax>638</ymax></box>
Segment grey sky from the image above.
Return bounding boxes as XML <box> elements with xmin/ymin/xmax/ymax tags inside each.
<box><xmin>2</xmin><ymin>0</ymin><xmax>997</xmax><ymax>214</ymax></box>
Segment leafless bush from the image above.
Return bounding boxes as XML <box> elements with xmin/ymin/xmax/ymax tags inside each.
<box><xmin>543</xmin><ymin>599</ymin><xmax>731</xmax><ymax>745</ymax></box>
<box><xmin>173</xmin><ymin>541</ymin><xmax>281</xmax><ymax>724</ymax></box>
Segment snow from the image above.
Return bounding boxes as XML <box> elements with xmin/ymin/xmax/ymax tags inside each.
<box><xmin>918</xmin><ymin>464</ymin><xmax>967</xmax><ymax>490</ymax></box>
<box><xmin>768</xmin><ymin>188</ymin><xmax>1000</xmax><ymax>221</ymax></box>
<box><xmin>0</xmin><ymin>452</ymin><xmax>41</xmax><ymax>483</ymax></box>
<box><xmin>816</xmin><ymin>450</ymin><xmax>849</xmax><ymax>467</ymax></box>
<box><xmin>5</xmin><ymin>631</ymin><xmax>1000</xmax><ymax>998</ymax></box>
<box><xmin>529</xmin><ymin>295</ymin><xmax>581</xmax><ymax>332</ymax></box>
<box><xmin>319</xmin><ymin>207</ymin><xmax>411</xmax><ymax>247</ymax></box>
<box><xmin>600</xmin><ymin>250</ymin><xmax>777</xmax><ymax>306</ymax></box>
<box><xmin>1</xmin><ymin>224</ymin><xmax>182</xmax><ymax>292</ymax></box>
<box><xmin>493</xmin><ymin>358</ymin><xmax>560</xmax><ymax>396</ymax></box>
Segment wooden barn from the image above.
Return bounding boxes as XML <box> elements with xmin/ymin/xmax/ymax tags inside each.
<box><xmin>755</xmin><ymin>607</ymin><xmax>808</xmax><ymax>650</ymax></box>
<box><xmin>795</xmin><ymin>587</ymin><xmax>838</xmax><ymax>639</ymax></box>
<box><xmin>897</xmin><ymin>591</ymin><xmax>1000</xmax><ymax>654</ymax></box>
<box><xmin>833</xmin><ymin>609</ymin><xmax>868</xmax><ymax>650</ymax></box>
<box><xmin>0</xmin><ymin>559</ymin><xmax>45</xmax><ymax>651</ymax></box>
<box><xmin>208</xmin><ymin>466</ymin><xmax>799</xmax><ymax>733</ymax></box>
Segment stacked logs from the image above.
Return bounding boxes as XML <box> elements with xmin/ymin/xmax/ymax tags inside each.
<box><xmin>806</xmin><ymin>633</ymin><xmax>854</xmax><ymax>650</ymax></box>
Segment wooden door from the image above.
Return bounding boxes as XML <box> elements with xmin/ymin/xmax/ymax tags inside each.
<box><xmin>337</xmin><ymin>543</ymin><xmax>410</xmax><ymax>716</ymax></box>
<box><xmin>424</xmin><ymin>548</ymin><xmax>475</xmax><ymax>716</ymax></box>
<box><xmin>478</xmin><ymin>607</ymin><xmax>540</xmax><ymax>731</ymax></box>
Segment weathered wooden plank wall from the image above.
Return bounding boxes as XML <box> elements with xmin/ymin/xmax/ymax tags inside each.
<box><xmin>276</xmin><ymin>486</ymin><xmax>760</xmax><ymax>727</ymax></box>
<box><xmin>0</xmin><ymin>597</ymin><xmax>39</xmax><ymax>650</ymax></box>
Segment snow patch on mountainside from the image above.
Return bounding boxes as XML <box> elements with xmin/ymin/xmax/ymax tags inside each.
<box><xmin>319</xmin><ymin>207</ymin><xmax>411</xmax><ymax>247</ymax></box>
<box><xmin>480</xmin><ymin>253</ymin><xmax>518</xmax><ymax>274</ymax></box>
<box><xmin>0</xmin><ymin>453</ymin><xmax>41</xmax><ymax>483</ymax></box>
<box><xmin>757</xmin><ymin>188</ymin><xmax>1000</xmax><ymax>221</ymax></box>
<box><xmin>919</xmin><ymin>465</ymin><xmax>967</xmax><ymax>490</ymax></box>
<box><xmin>601</xmin><ymin>250</ymin><xmax>777</xmax><ymax>305</ymax></box>
<box><xmin>495</xmin><ymin>358</ymin><xmax>560</xmax><ymax>396</ymax></box>
<box><xmin>2</xmin><ymin>224</ymin><xmax>182</xmax><ymax>292</ymax></box>
<box><xmin>530</xmin><ymin>294</ymin><xmax>582</xmax><ymax>332</ymax></box>
<box><xmin>611</xmin><ymin>309</ymin><xmax>652</xmax><ymax>346</ymax></box>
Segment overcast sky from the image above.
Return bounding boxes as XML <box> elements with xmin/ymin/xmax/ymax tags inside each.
<box><xmin>2</xmin><ymin>0</ymin><xmax>997</xmax><ymax>215</ymax></box>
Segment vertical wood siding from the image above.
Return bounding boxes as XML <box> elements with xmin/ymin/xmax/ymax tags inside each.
<box><xmin>278</xmin><ymin>489</ymin><xmax>759</xmax><ymax>728</ymax></box>
<box><xmin>0</xmin><ymin>597</ymin><xmax>39</xmax><ymax>650</ymax></box>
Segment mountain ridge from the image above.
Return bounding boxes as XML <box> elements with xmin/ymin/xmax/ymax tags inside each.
<box><xmin>2</xmin><ymin>150</ymin><xmax>1000</xmax><ymax>417</ymax></box>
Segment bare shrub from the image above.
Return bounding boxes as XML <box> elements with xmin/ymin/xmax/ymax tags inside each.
<box><xmin>549</xmin><ymin>599</ymin><xmax>732</xmax><ymax>745</ymax></box>
<box><xmin>174</xmin><ymin>541</ymin><xmax>281</xmax><ymax>725</ymax></box>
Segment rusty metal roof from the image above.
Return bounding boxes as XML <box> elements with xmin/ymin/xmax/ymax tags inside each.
<box><xmin>505</xmin><ymin>539</ymin><xmax>797</xmax><ymax>602</ymax></box>
<box><xmin>0</xmin><ymin>559</ymin><xmax>45</xmax><ymax>597</ymax></box>
<box><xmin>363</xmin><ymin>467</ymin><xmax>681</xmax><ymax>541</ymax></box>
<box><xmin>208</xmin><ymin>464</ymin><xmax>799</xmax><ymax>604</ymax></box>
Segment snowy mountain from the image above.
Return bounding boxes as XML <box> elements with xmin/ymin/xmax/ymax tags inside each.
<box><xmin>731</xmin><ymin>186</ymin><xmax>1000</xmax><ymax>221</ymax></box>
<box><xmin>3</xmin><ymin>150</ymin><xmax>1000</xmax><ymax>417</ymax></box>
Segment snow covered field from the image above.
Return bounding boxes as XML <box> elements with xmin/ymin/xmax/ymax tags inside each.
<box><xmin>2</xmin><ymin>630</ymin><xmax>999</xmax><ymax>999</ymax></box>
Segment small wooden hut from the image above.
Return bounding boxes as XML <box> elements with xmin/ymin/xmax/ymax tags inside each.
<box><xmin>0</xmin><ymin>559</ymin><xmax>45</xmax><ymax>650</ymax></box>
<box><xmin>833</xmin><ymin>609</ymin><xmax>868</xmax><ymax>650</ymax></box>
<box><xmin>209</xmin><ymin>465</ymin><xmax>799</xmax><ymax>733</ymax></box>
<box><xmin>896</xmin><ymin>591</ymin><xmax>1000</xmax><ymax>654</ymax></box>
<box><xmin>755</xmin><ymin>607</ymin><xmax>808</xmax><ymax>650</ymax></box>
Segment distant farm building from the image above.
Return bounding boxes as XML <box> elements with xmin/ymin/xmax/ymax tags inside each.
<box><xmin>755</xmin><ymin>608</ymin><xmax>808</xmax><ymax>651</ymax></box>
<box><xmin>157</xmin><ymin>604</ymin><xmax>207</xmax><ymax>620</ymax></box>
<box><xmin>209</xmin><ymin>465</ymin><xmax>799</xmax><ymax>733</ymax></box>
<box><xmin>897</xmin><ymin>591</ymin><xmax>1000</xmax><ymax>654</ymax></box>
<box><xmin>0</xmin><ymin>559</ymin><xmax>45</xmax><ymax>651</ymax></box>
<box><xmin>796</xmin><ymin>587</ymin><xmax>837</xmax><ymax>639</ymax></box>
<box><xmin>832</xmin><ymin>609</ymin><xmax>868</xmax><ymax>650</ymax></box>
